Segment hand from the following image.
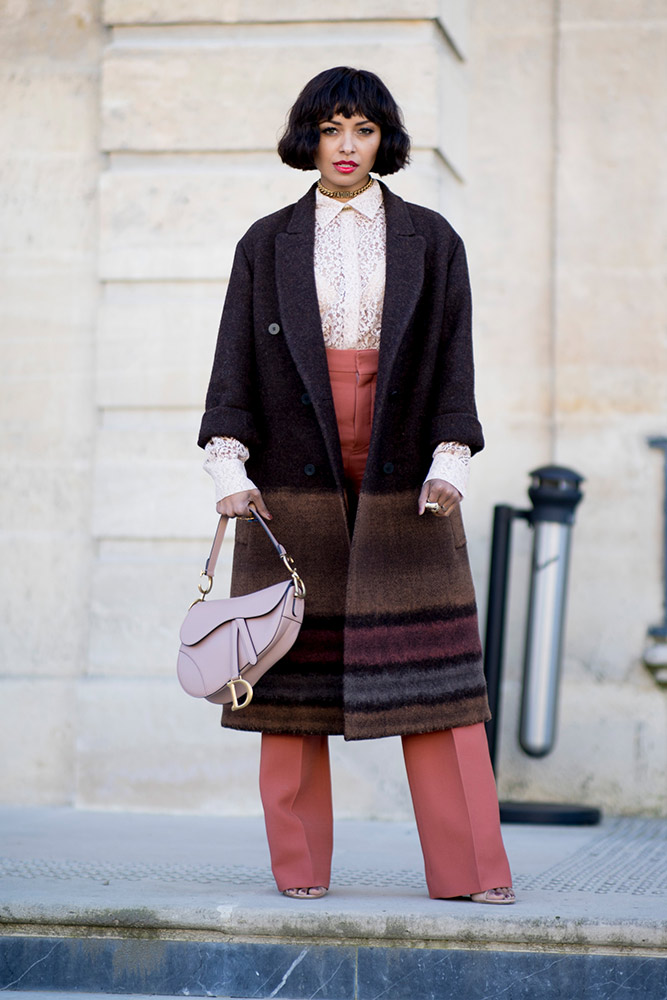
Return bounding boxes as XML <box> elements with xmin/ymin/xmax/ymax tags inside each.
<box><xmin>418</xmin><ymin>478</ymin><xmax>461</xmax><ymax>517</ymax></box>
<box><xmin>216</xmin><ymin>488</ymin><xmax>272</xmax><ymax>520</ymax></box>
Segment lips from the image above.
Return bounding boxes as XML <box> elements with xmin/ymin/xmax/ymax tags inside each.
<box><xmin>333</xmin><ymin>160</ymin><xmax>358</xmax><ymax>173</ymax></box>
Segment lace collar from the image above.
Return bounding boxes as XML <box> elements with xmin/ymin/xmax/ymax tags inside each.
<box><xmin>315</xmin><ymin>179</ymin><xmax>384</xmax><ymax>228</ymax></box>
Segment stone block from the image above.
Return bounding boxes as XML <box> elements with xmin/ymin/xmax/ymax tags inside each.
<box><xmin>99</xmin><ymin>151</ymin><xmax>456</xmax><ymax>280</ymax></box>
<box><xmin>561</xmin><ymin>0</ymin><xmax>666</xmax><ymax>20</ymax></box>
<box><xmin>497</xmin><ymin>678</ymin><xmax>667</xmax><ymax>816</ymax></box>
<box><xmin>102</xmin><ymin>0</ymin><xmax>469</xmax><ymax>57</ymax></box>
<box><xmin>3</xmin><ymin>935</ymin><xmax>666</xmax><ymax>999</ymax></box>
<box><xmin>438</xmin><ymin>0</ymin><xmax>469</xmax><ymax>57</ymax></box>
<box><xmin>0</xmin><ymin>464</ymin><xmax>91</xmax><ymax>533</ymax></box>
<box><xmin>88</xmin><ymin>538</ymin><xmax>234</xmax><ymax>677</ymax></box>
<box><xmin>0</xmin><ymin>531</ymin><xmax>92</xmax><ymax>677</ymax></box>
<box><xmin>374</xmin><ymin>150</ymin><xmax>463</xmax><ymax>224</ymax></box>
<box><xmin>75</xmin><ymin>676</ymin><xmax>263</xmax><ymax>812</ymax></box>
<box><xmin>99</xmin><ymin>155</ymin><xmax>307</xmax><ymax>280</ymax></box>
<box><xmin>0</xmin><ymin>289</ymin><xmax>95</xmax><ymax>451</ymax></box>
<box><xmin>464</xmin><ymin>0</ymin><xmax>555</xmax><ymax>483</ymax></box>
<box><xmin>0</xmin><ymin>156</ymin><xmax>99</xmax><ymax>260</ymax></box>
<box><xmin>0</xmin><ymin>679</ymin><xmax>76</xmax><ymax>804</ymax></box>
<box><xmin>103</xmin><ymin>0</ymin><xmax>447</xmax><ymax>24</ymax></box>
<box><xmin>97</xmin><ymin>280</ymin><xmax>225</xmax><ymax>408</ymax></box>
<box><xmin>103</xmin><ymin>0</ymin><xmax>471</xmax><ymax>57</ymax></box>
<box><xmin>0</xmin><ymin>272</ymin><xmax>97</xmax><ymax>345</ymax></box>
<box><xmin>551</xmin><ymin>418</ymin><xmax>664</xmax><ymax>682</ymax></box>
<box><xmin>466</xmin><ymin>14</ymin><xmax>553</xmax><ymax>271</ymax></box>
<box><xmin>329</xmin><ymin>735</ymin><xmax>413</xmax><ymax>820</ymax></box>
<box><xmin>0</xmin><ymin>0</ymin><xmax>100</xmax><ymax>61</ymax></box>
<box><xmin>91</xmin><ymin>407</ymin><xmax>212</xmax><ymax>539</ymax></box>
<box><xmin>0</xmin><ymin>372</ymin><xmax>93</xmax><ymax>457</ymax></box>
<box><xmin>557</xmin><ymin>19</ymin><xmax>664</xmax><ymax>269</ymax></box>
<box><xmin>74</xmin><ymin>677</ymin><xmax>415</xmax><ymax>817</ymax></box>
<box><xmin>101</xmin><ymin>22</ymin><xmax>465</xmax><ymax>173</ymax></box>
<box><xmin>470</xmin><ymin>0</ymin><xmax>554</xmax><ymax>32</ymax></box>
<box><xmin>555</xmin><ymin>267</ymin><xmax>663</xmax><ymax>376</ymax></box>
<box><xmin>0</xmin><ymin>66</ymin><xmax>99</xmax><ymax>156</ymax></box>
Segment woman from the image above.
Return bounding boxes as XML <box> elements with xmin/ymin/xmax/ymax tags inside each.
<box><xmin>199</xmin><ymin>67</ymin><xmax>514</xmax><ymax>904</ymax></box>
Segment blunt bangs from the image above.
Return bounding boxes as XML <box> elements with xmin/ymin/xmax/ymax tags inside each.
<box><xmin>277</xmin><ymin>67</ymin><xmax>411</xmax><ymax>175</ymax></box>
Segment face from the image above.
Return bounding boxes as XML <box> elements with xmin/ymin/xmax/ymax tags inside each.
<box><xmin>314</xmin><ymin>113</ymin><xmax>381</xmax><ymax>193</ymax></box>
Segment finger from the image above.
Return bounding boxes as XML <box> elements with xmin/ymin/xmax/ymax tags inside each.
<box><xmin>249</xmin><ymin>490</ymin><xmax>272</xmax><ymax>521</ymax></box>
<box><xmin>417</xmin><ymin>482</ymin><xmax>431</xmax><ymax>516</ymax></box>
<box><xmin>444</xmin><ymin>499</ymin><xmax>461</xmax><ymax>517</ymax></box>
<box><xmin>216</xmin><ymin>493</ymin><xmax>255</xmax><ymax>519</ymax></box>
<box><xmin>229</xmin><ymin>502</ymin><xmax>250</xmax><ymax>519</ymax></box>
<box><xmin>426</xmin><ymin>493</ymin><xmax>461</xmax><ymax>517</ymax></box>
<box><xmin>431</xmin><ymin>486</ymin><xmax>462</xmax><ymax>515</ymax></box>
<box><xmin>437</xmin><ymin>497</ymin><xmax>460</xmax><ymax>517</ymax></box>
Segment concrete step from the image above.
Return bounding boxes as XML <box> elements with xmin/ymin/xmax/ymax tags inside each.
<box><xmin>0</xmin><ymin>808</ymin><xmax>666</xmax><ymax>999</ymax></box>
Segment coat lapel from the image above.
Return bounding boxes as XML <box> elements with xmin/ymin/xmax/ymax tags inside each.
<box><xmin>275</xmin><ymin>185</ymin><xmax>345</xmax><ymax>493</ymax></box>
<box><xmin>372</xmin><ymin>184</ymin><xmax>426</xmax><ymax>437</ymax></box>
<box><xmin>274</xmin><ymin>181</ymin><xmax>426</xmax><ymax>492</ymax></box>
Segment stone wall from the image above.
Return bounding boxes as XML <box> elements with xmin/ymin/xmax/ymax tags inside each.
<box><xmin>0</xmin><ymin>0</ymin><xmax>101</xmax><ymax>803</ymax></box>
<box><xmin>465</xmin><ymin>1</ymin><xmax>667</xmax><ymax>814</ymax></box>
<box><xmin>1</xmin><ymin>0</ymin><xmax>665</xmax><ymax>816</ymax></box>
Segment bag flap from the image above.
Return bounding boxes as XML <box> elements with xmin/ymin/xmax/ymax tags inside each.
<box><xmin>180</xmin><ymin>579</ymin><xmax>293</xmax><ymax>646</ymax></box>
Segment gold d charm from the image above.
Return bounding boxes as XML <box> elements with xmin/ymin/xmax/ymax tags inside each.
<box><xmin>226</xmin><ymin>676</ymin><xmax>253</xmax><ymax>711</ymax></box>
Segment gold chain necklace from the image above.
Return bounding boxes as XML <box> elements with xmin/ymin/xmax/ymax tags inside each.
<box><xmin>317</xmin><ymin>176</ymin><xmax>374</xmax><ymax>200</ymax></box>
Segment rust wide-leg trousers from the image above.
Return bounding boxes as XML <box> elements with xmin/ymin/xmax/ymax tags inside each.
<box><xmin>259</xmin><ymin>349</ymin><xmax>512</xmax><ymax>898</ymax></box>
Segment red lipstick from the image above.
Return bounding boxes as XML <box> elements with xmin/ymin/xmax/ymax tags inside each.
<box><xmin>333</xmin><ymin>160</ymin><xmax>358</xmax><ymax>173</ymax></box>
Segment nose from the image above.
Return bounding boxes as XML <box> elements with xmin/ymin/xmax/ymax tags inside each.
<box><xmin>339</xmin><ymin>129</ymin><xmax>356</xmax><ymax>154</ymax></box>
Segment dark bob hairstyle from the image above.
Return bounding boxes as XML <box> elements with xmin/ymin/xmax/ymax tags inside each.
<box><xmin>278</xmin><ymin>67</ymin><xmax>411</xmax><ymax>176</ymax></box>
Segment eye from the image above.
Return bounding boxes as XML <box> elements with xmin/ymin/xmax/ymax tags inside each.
<box><xmin>359</xmin><ymin>127</ymin><xmax>375</xmax><ymax>135</ymax></box>
<box><xmin>320</xmin><ymin>126</ymin><xmax>337</xmax><ymax>135</ymax></box>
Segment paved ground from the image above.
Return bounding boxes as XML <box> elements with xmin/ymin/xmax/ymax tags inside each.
<box><xmin>0</xmin><ymin>806</ymin><xmax>665</xmax><ymax>953</ymax></box>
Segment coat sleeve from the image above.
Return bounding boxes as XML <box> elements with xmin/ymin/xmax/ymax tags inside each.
<box><xmin>197</xmin><ymin>239</ymin><xmax>259</xmax><ymax>450</ymax></box>
<box><xmin>429</xmin><ymin>236</ymin><xmax>485</xmax><ymax>455</ymax></box>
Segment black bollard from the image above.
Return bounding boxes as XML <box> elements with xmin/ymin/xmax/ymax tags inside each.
<box><xmin>483</xmin><ymin>466</ymin><xmax>601</xmax><ymax>825</ymax></box>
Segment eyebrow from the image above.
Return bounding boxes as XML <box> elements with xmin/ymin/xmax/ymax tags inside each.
<box><xmin>321</xmin><ymin>118</ymin><xmax>374</xmax><ymax>126</ymax></box>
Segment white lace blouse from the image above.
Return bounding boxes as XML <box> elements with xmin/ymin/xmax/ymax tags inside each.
<box><xmin>203</xmin><ymin>181</ymin><xmax>471</xmax><ymax>501</ymax></box>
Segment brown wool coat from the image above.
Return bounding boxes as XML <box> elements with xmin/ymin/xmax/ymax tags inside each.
<box><xmin>198</xmin><ymin>181</ymin><xmax>491</xmax><ymax>740</ymax></box>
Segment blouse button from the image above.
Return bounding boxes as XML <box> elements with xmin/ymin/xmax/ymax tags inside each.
<box><xmin>268</xmin><ymin>323</ymin><xmax>281</xmax><ymax>335</ymax></box>
<box><xmin>301</xmin><ymin>392</ymin><xmax>311</xmax><ymax>405</ymax></box>
<box><xmin>304</xmin><ymin>463</ymin><xmax>316</xmax><ymax>476</ymax></box>
<box><xmin>383</xmin><ymin>462</ymin><xmax>395</xmax><ymax>475</ymax></box>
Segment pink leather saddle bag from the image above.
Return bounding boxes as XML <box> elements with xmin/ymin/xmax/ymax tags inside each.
<box><xmin>177</xmin><ymin>509</ymin><xmax>305</xmax><ymax>711</ymax></box>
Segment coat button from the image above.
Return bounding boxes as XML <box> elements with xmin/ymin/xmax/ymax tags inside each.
<box><xmin>304</xmin><ymin>463</ymin><xmax>316</xmax><ymax>476</ymax></box>
<box><xmin>268</xmin><ymin>322</ymin><xmax>281</xmax><ymax>335</ymax></box>
<box><xmin>301</xmin><ymin>392</ymin><xmax>311</xmax><ymax>405</ymax></box>
<box><xmin>383</xmin><ymin>462</ymin><xmax>394</xmax><ymax>474</ymax></box>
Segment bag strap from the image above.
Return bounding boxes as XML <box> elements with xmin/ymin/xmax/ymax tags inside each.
<box><xmin>205</xmin><ymin>507</ymin><xmax>286</xmax><ymax>579</ymax></box>
<box><xmin>197</xmin><ymin>507</ymin><xmax>305</xmax><ymax>600</ymax></box>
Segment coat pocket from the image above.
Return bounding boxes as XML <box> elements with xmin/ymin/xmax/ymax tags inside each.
<box><xmin>448</xmin><ymin>505</ymin><xmax>467</xmax><ymax>549</ymax></box>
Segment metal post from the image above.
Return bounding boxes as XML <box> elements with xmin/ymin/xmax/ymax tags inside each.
<box><xmin>519</xmin><ymin>467</ymin><xmax>583</xmax><ymax>757</ymax></box>
<box><xmin>483</xmin><ymin>466</ymin><xmax>602</xmax><ymax>825</ymax></box>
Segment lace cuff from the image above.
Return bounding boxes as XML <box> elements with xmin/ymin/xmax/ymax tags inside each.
<box><xmin>423</xmin><ymin>442</ymin><xmax>471</xmax><ymax>499</ymax></box>
<box><xmin>203</xmin><ymin>435</ymin><xmax>469</xmax><ymax>504</ymax></box>
<box><xmin>203</xmin><ymin>436</ymin><xmax>257</xmax><ymax>503</ymax></box>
